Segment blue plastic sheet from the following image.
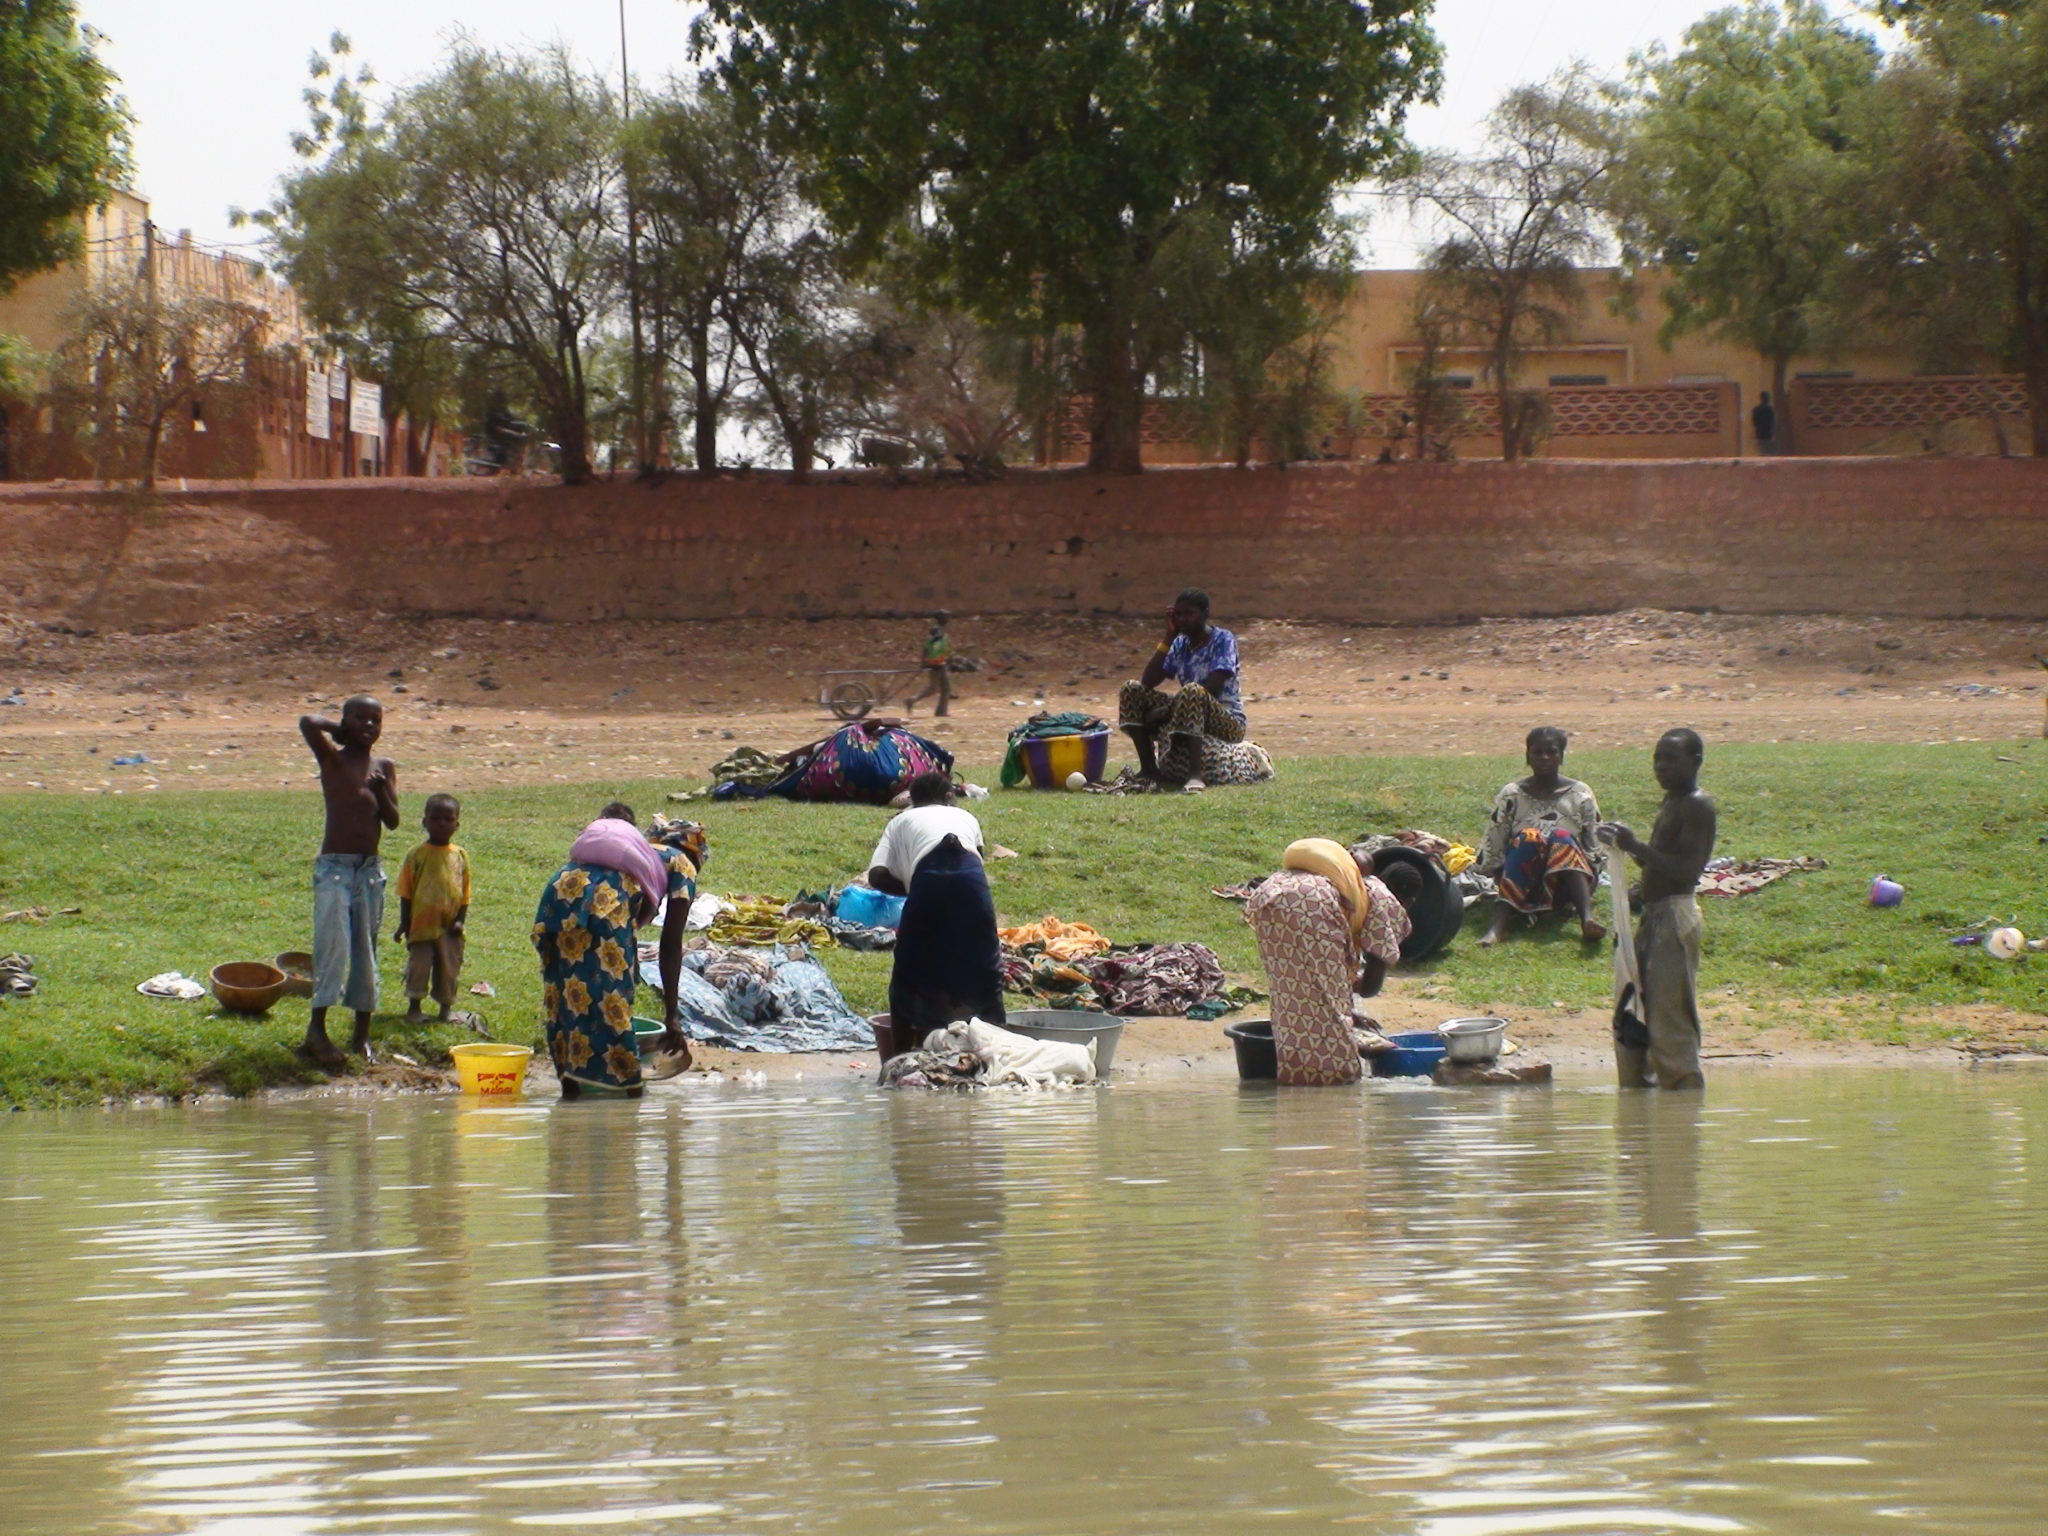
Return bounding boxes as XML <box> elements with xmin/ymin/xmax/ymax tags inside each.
<box><xmin>639</xmin><ymin>946</ymin><xmax>872</xmax><ymax>1053</ymax></box>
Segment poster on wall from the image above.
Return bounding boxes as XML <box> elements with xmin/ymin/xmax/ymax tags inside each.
<box><xmin>349</xmin><ymin>380</ymin><xmax>384</xmax><ymax>438</ymax></box>
<box><xmin>305</xmin><ymin>369</ymin><xmax>331</xmax><ymax>439</ymax></box>
<box><xmin>328</xmin><ymin>366</ymin><xmax>348</xmax><ymax>399</ymax></box>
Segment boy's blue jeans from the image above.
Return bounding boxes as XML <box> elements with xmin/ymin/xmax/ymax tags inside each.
<box><xmin>311</xmin><ymin>854</ymin><xmax>384</xmax><ymax>1012</ymax></box>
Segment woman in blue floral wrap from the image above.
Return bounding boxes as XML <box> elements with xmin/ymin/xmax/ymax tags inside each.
<box><xmin>532</xmin><ymin>802</ymin><xmax>707</xmax><ymax>1098</ymax></box>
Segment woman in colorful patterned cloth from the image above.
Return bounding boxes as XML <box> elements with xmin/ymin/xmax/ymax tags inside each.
<box><xmin>532</xmin><ymin>802</ymin><xmax>706</xmax><ymax>1099</ymax></box>
<box><xmin>1474</xmin><ymin>726</ymin><xmax>1607</xmax><ymax>947</ymax></box>
<box><xmin>1245</xmin><ymin>838</ymin><xmax>1422</xmax><ymax>1086</ymax></box>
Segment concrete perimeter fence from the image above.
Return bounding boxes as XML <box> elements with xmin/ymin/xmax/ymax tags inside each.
<box><xmin>3</xmin><ymin>457</ymin><xmax>2046</xmax><ymax>634</ymax></box>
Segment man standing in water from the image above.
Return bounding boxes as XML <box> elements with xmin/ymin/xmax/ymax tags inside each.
<box><xmin>300</xmin><ymin>696</ymin><xmax>400</xmax><ymax>1069</ymax></box>
<box><xmin>1599</xmin><ymin>729</ymin><xmax>1716</xmax><ymax>1091</ymax></box>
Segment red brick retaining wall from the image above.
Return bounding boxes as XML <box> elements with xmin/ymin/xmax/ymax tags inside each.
<box><xmin>4</xmin><ymin>457</ymin><xmax>2045</xmax><ymax>632</ymax></box>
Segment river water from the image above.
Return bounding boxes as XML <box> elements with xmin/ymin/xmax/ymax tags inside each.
<box><xmin>3</xmin><ymin>1070</ymin><xmax>2045</xmax><ymax>1535</ymax></box>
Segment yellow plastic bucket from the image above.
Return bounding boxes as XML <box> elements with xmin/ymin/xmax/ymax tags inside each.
<box><xmin>450</xmin><ymin>1042</ymin><xmax>533</xmax><ymax>1096</ymax></box>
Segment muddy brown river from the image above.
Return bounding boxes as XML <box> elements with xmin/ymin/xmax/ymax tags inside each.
<box><xmin>3</xmin><ymin>1071</ymin><xmax>2044</xmax><ymax>1534</ymax></box>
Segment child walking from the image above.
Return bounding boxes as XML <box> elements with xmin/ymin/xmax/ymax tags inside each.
<box><xmin>905</xmin><ymin>611</ymin><xmax>953</xmax><ymax>717</ymax></box>
<box><xmin>395</xmin><ymin>793</ymin><xmax>471</xmax><ymax>1023</ymax></box>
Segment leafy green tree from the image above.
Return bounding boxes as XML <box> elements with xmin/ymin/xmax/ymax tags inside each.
<box><xmin>697</xmin><ymin>0</ymin><xmax>1440</xmax><ymax>474</ymax></box>
<box><xmin>0</xmin><ymin>0</ymin><xmax>130</xmax><ymax>293</ymax></box>
<box><xmin>258</xmin><ymin>40</ymin><xmax>622</xmax><ymax>483</ymax></box>
<box><xmin>1161</xmin><ymin>206</ymin><xmax>1353</xmax><ymax>468</ymax></box>
<box><xmin>1611</xmin><ymin>1</ymin><xmax>1879</xmax><ymax>452</ymax></box>
<box><xmin>1406</xmin><ymin>69</ymin><xmax>1616</xmax><ymax>461</ymax></box>
<box><xmin>1848</xmin><ymin>0</ymin><xmax>2048</xmax><ymax>454</ymax></box>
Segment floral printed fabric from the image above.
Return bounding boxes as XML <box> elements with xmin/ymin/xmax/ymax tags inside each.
<box><xmin>532</xmin><ymin>847</ymin><xmax>696</xmax><ymax>1092</ymax></box>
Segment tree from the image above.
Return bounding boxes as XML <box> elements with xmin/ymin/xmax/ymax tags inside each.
<box><xmin>697</xmin><ymin>0</ymin><xmax>1440</xmax><ymax>474</ymax></box>
<box><xmin>1162</xmin><ymin>205</ymin><xmax>1353</xmax><ymax>468</ymax></box>
<box><xmin>47</xmin><ymin>272</ymin><xmax>271</xmax><ymax>489</ymax></box>
<box><xmin>0</xmin><ymin>0</ymin><xmax>130</xmax><ymax>293</ymax></box>
<box><xmin>861</xmin><ymin>302</ymin><xmax>1037</xmax><ymax>477</ymax></box>
<box><xmin>259</xmin><ymin>40</ymin><xmax>622</xmax><ymax>483</ymax></box>
<box><xmin>1610</xmin><ymin>1</ymin><xmax>1879</xmax><ymax>453</ymax></box>
<box><xmin>1847</xmin><ymin>1</ymin><xmax>2048</xmax><ymax>454</ymax></box>
<box><xmin>1405</xmin><ymin>70</ymin><xmax>1617</xmax><ymax>461</ymax></box>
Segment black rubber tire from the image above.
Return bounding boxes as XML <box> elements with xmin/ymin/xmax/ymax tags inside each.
<box><xmin>1367</xmin><ymin>844</ymin><xmax>1465</xmax><ymax>961</ymax></box>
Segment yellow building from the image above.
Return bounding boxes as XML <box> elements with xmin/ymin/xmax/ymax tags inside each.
<box><xmin>1050</xmin><ymin>266</ymin><xmax>2029</xmax><ymax>462</ymax></box>
<box><xmin>0</xmin><ymin>191</ymin><xmax>448</xmax><ymax>480</ymax></box>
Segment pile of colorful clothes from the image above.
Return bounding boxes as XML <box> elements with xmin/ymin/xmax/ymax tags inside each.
<box><xmin>996</xmin><ymin>926</ymin><xmax>1252</xmax><ymax>1018</ymax></box>
<box><xmin>716</xmin><ymin>720</ymin><xmax>953</xmax><ymax>805</ymax></box>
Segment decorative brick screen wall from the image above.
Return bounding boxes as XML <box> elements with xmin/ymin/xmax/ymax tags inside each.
<box><xmin>1798</xmin><ymin>375</ymin><xmax>2026</xmax><ymax>431</ymax></box>
<box><xmin>1053</xmin><ymin>383</ymin><xmax>1735</xmax><ymax>461</ymax></box>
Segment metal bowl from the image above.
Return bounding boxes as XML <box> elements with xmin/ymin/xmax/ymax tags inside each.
<box><xmin>1439</xmin><ymin>1016</ymin><xmax>1507</xmax><ymax>1064</ymax></box>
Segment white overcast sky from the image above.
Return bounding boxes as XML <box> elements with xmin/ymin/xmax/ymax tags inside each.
<box><xmin>79</xmin><ymin>0</ymin><xmax>1880</xmax><ymax>266</ymax></box>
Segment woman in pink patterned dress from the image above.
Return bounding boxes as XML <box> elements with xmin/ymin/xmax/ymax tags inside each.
<box><xmin>1245</xmin><ymin>839</ymin><xmax>1421</xmax><ymax>1086</ymax></box>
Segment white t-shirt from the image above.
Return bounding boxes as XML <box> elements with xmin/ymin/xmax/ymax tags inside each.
<box><xmin>868</xmin><ymin>805</ymin><xmax>985</xmax><ymax>886</ymax></box>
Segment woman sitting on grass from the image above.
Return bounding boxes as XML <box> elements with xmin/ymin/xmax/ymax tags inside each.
<box><xmin>1475</xmin><ymin>726</ymin><xmax>1607</xmax><ymax>948</ymax></box>
<box><xmin>1245</xmin><ymin>839</ymin><xmax>1423</xmax><ymax>1086</ymax></box>
<box><xmin>531</xmin><ymin>802</ymin><xmax>705</xmax><ymax>1098</ymax></box>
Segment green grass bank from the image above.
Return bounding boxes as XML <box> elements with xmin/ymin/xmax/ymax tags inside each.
<box><xmin>1</xmin><ymin>742</ymin><xmax>2042</xmax><ymax>1108</ymax></box>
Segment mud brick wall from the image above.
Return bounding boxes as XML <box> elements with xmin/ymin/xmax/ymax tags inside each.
<box><xmin>4</xmin><ymin>457</ymin><xmax>2046</xmax><ymax>632</ymax></box>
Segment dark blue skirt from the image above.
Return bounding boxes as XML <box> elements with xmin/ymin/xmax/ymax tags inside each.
<box><xmin>889</xmin><ymin>834</ymin><xmax>1005</xmax><ymax>1044</ymax></box>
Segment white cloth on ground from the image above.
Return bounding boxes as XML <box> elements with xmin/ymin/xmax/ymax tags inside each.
<box><xmin>925</xmin><ymin>1018</ymin><xmax>1096</xmax><ymax>1087</ymax></box>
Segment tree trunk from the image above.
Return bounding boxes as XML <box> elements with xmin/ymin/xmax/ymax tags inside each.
<box><xmin>556</xmin><ymin>418</ymin><xmax>594</xmax><ymax>485</ymax></box>
<box><xmin>1493</xmin><ymin>327</ymin><xmax>1520</xmax><ymax>461</ymax></box>
<box><xmin>1082</xmin><ymin>317</ymin><xmax>1145</xmax><ymax>475</ymax></box>
<box><xmin>141</xmin><ymin>413</ymin><xmax>164</xmax><ymax>490</ymax></box>
<box><xmin>1772</xmin><ymin>354</ymin><xmax>1793</xmax><ymax>456</ymax></box>
<box><xmin>691</xmin><ymin>322</ymin><xmax>718</xmax><ymax>476</ymax></box>
<box><xmin>2027</xmin><ymin>363</ymin><xmax>2048</xmax><ymax>459</ymax></box>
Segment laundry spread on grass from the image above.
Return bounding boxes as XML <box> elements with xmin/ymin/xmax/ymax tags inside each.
<box><xmin>636</xmin><ymin>939</ymin><xmax>870</xmax><ymax>1053</ymax></box>
<box><xmin>996</xmin><ymin>916</ymin><xmax>1111</xmax><ymax>960</ymax></box>
<box><xmin>668</xmin><ymin>745</ymin><xmax>787</xmax><ymax>803</ymax></box>
<box><xmin>1695</xmin><ymin>855</ymin><xmax>1829</xmax><ymax>898</ymax></box>
<box><xmin>995</xmin><ymin>924</ymin><xmax>1254</xmax><ymax>1018</ymax></box>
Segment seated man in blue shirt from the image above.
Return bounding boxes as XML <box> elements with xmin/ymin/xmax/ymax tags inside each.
<box><xmin>1117</xmin><ymin>587</ymin><xmax>1246</xmax><ymax>782</ymax></box>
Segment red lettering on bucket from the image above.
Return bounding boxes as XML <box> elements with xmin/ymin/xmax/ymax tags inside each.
<box><xmin>477</xmin><ymin>1071</ymin><xmax>519</xmax><ymax>1093</ymax></box>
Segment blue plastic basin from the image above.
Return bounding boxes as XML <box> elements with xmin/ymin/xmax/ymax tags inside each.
<box><xmin>1370</xmin><ymin>1029</ymin><xmax>1448</xmax><ymax>1079</ymax></box>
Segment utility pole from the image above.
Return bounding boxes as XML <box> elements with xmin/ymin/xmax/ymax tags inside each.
<box><xmin>620</xmin><ymin>0</ymin><xmax>648</xmax><ymax>476</ymax></box>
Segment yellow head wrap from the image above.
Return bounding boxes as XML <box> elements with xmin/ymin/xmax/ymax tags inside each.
<box><xmin>1281</xmin><ymin>837</ymin><xmax>1370</xmax><ymax>939</ymax></box>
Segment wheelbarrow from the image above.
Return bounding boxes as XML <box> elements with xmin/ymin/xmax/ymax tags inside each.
<box><xmin>817</xmin><ymin>667</ymin><xmax>929</xmax><ymax>721</ymax></box>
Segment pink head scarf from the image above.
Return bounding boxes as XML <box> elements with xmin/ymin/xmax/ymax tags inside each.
<box><xmin>568</xmin><ymin>817</ymin><xmax>669</xmax><ymax>927</ymax></box>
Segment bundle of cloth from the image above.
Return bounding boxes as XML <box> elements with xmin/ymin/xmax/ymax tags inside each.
<box><xmin>881</xmin><ymin>1017</ymin><xmax>1098</xmax><ymax>1090</ymax></box>
<box><xmin>634</xmin><ymin>940</ymin><xmax>871</xmax><ymax>1052</ymax></box>
<box><xmin>722</xmin><ymin>720</ymin><xmax>954</xmax><ymax>805</ymax></box>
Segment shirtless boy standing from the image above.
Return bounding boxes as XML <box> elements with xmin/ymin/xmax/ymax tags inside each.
<box><xmin>301</xmin><ymin>697</ymin><xmax>400</xmax><ymax>1069</ymax></box>
<box><xmin>1599</xmin><ymin>728</ymin><xmax>1717</xmax><ymax>1091</ymax></box>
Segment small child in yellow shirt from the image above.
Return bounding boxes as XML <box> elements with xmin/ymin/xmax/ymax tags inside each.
<box><xmin>393</xmin><ymin>793</ymin><xmax>472</xmax><ymax>1023</ymax></box>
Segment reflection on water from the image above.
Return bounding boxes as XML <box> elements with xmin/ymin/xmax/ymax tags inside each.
<box><xmin>3</xmin><ymin>1072</ymin><xmax>2047</xmax><ymax>1534</ymax></box>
